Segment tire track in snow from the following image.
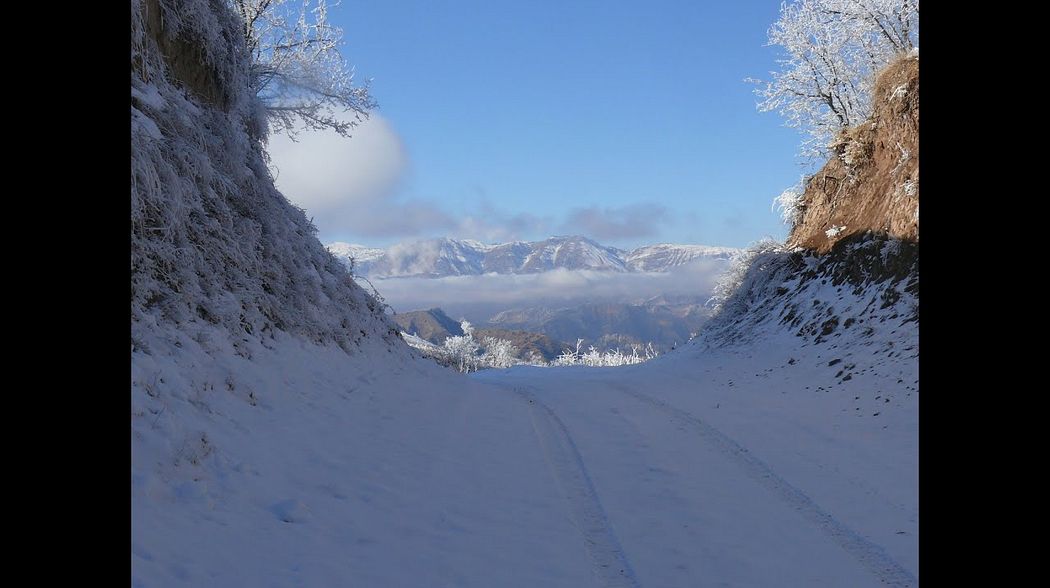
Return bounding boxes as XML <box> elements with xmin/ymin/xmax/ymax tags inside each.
<box><xmin>512</xmin><ymin>386</ymin><xmax>642</xmax><ymax>588</ymax></box>
<box><xmin>617</xmin><ymin>386</ymin><xmax>917</xmax><ymax>588</ymax></box>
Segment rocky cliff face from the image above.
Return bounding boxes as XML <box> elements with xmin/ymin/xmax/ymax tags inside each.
<box><xmin>788</xmin><ymin>55</ymin><xmax>919</xmax><ymax>253</ymax></box>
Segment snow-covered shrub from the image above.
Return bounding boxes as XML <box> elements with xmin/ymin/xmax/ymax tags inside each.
<box><xmin>580</xmin><ymin>346</ymin><xmax>605</xmax><ymax>366</ymax></box>
<box><xmin>551</xmin><ymin>339</ymin><xmax>586</xmax><ymax>367</ymax></box>
<box><xmin>408</xmin><ymin>325</ymin><xmax>658</xmax><ymax>372</ymax></box>
<box><xmin>480</xmin><ymin>337</ymin><xmax>520</xmax><ymax>369</ymax></box>
<box><xmin>440</xmin><ymin>321</ymin><xmax>482</xmax><ymax>373</ymax></box>
<box><xmin>841</xmin><ymin>135</ymin><xmax>870</xmax><ymax>170</ymax></box>
<box><xmin>401</xmin><ymin>320</ymin><xmax>524</xmax><ymax>372</ymax></box>
<box><xmin>709</xmin><ymin>238</ymin><xmax>784</xmax><ymax>314</ymax></box>
<box><xmin>550</xmin><ymin>339</ymin><xmax>657</xmax><ymax>367</ymax></box>
<box><xmin>773</xmin><ymin>182</ymin><xmax>805</xmax><ymax>227</ymax></box>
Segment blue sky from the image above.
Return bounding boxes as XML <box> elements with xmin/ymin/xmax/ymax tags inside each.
<box><xmin>270</xmin><ymin>0</ymin><xmax>812</xmax><ymax>249</ymax></box>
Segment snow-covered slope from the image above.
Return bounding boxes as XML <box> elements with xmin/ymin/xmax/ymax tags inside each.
<box><xmin>704</xmin><ymin>236</ymin><xmax>917</xmax><ymax>350</ymax></box>
<box><xmin>131</xmin><ymin>0</ymin><xmax>399</xmax><ymax>354</ymax></box>
<box><xmin>328</xmin><ymin>236</ymin><xmax>737</xmax><ymax>277</ymax></box>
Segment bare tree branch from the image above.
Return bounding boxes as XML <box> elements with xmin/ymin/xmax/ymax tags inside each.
<box><xmin>748</xmin><ymin>0</ymin><xmax>918</xmax><ymax>161</ymax></box>
<box><xmin>229</xmin><ymin>0</ymin><xmax>377</xmax><ymax>140</ymax></box>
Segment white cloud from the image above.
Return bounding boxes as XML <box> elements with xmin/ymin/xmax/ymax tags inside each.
<box><xmin>453</xmin><ymin>202</ymin><xmax>553</xmax><ymax>243</ymax></box>
<box><xmin>267</xmin><ymin>113</ymin><xmax>457</xmax><ymax>237</ymax></box>
<box><xmin>562</xmin><ymin>204</ymin><xmax>670</xmax><ymax>241</ymax></box>
<box><xmin>268</xmin><ymin>112</ymin><xmax>406</xmax><ymax>210</ymax></box>
<box><xmin>266</xmin><ymin>117</ymin><xmax>678</xmax><ymax>244</ymax></box>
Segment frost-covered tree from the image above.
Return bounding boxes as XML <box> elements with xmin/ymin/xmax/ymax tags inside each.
<box><xmin>230</xmin><ymin>0</ymin><xmax>376</xmax><ymax>139</ymax></box>
<box><xmin>481</xmin><ymin>337</ymin><xmax>520</xmax><ymax>369</ymax></box>
<box><xmin>552</xmin><ymin>339</ymin><xmax>586</xmax><ymax>367</ymax></box>
<box><xmin>403</xmin><ymin>321</ymin><xmax>525</xmax><ymax>372</ymax></box>
<box><xmin>749</xmin><ymin>0</ymin><xmax>918</xmax><ymax>159</ymax></box>
<box><xmin>440</xmin><ymin>321</ymin><xmax>482</xmax><ymax>373</ymax></box>
<box><xmin>773</xmin><ymin>180</ymin><xmax>806</xmax><ymax>227</ymax></box>
<box><xmin>709</xmin><ymin>238</ymin><xmax>784</xmax><ymax>314</ymax></box>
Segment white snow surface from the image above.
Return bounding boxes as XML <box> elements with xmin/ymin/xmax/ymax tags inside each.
<box><xmin>132</xmin><ymin>291</ymin><xmax>917</xmax><ymax>587</ymax></box>
<box><xmin>826</xmin><ymin>225</ymin><xmax>846</xmax><ymax>238</ymax></box>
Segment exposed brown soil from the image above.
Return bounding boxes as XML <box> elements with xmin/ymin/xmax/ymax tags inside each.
<box><xmin>142</xmin><ymin>0</ymin><xmax>230</xmax><ymax>108</ymax></box>
<box><xmin>789</xmin><ymin>55</ymin><xmax>919</xmax><ymax>253</ymax></box>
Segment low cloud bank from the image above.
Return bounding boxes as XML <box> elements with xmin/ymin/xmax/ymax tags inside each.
<box><xmin>366</xmin><ymin>259</ymin><xmax>729</xmax><ymax>316</ymax></box>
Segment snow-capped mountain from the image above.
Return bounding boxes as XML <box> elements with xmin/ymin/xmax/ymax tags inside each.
<box><xmin>516</xmin><ymin>236</ymin><xmax>629</xmax><ymax>273</ymax></box>
<box><xmin>325</xmin><ymin>242</ymin><xmax>384</xmax><ymax>268</ymax></box>
<box><xmin>328</xmin><ymin>236</ymin><xmax>737</xmax><ymax>277</ymax></box>
<box><xmin>625</xmin><ymin>243</ymin><xmax>737</xmax><ymax>271</ymax></box>
<box><xmin>383</xmin><ymin>238</ymin><xmax>491</xmax><ymax>277</ymax></box>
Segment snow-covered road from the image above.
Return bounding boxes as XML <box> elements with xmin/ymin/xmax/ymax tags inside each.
<box><xmin>475</xmin><ymin>352</ymin><xmax>917</xmax><ymax>587</ymax></box>
<box><xmin>133</xmin><ymin>327</ymin><xmax>917</xmax><ymax>588</ymax></box>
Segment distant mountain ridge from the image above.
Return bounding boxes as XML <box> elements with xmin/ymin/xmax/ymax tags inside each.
<box><xmin>327</xmin><ymin>236</ymin><xmax>737</xmax><ymax>278</ymax></box>
<box><xmin>390</xmin><ymin>307</ymin><xmax>465</xmax><ymax>344</ymax></box>
<box><xmin>488</xmin><ymin>296</ymin><xmax>713</xmax><ymax>353</ymax></box>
